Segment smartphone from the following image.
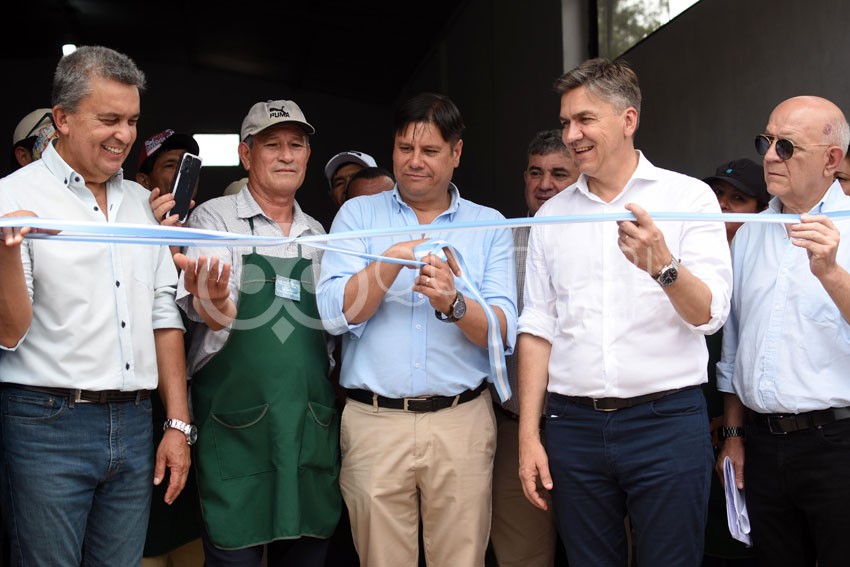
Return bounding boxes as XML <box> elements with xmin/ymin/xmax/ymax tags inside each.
<box><xmin>167</xmin><ymin>152</ymin><xmax>203</xmax><ymax>223</ymax></box>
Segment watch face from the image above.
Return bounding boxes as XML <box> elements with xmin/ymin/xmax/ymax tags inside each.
<box><xmin>452</xmin><ymin>294</ymin><xmax>467</xmax><ymax>319</ymax></box>
<box><xmin>658</xmin><ymin>266</ymin><xmax>678</xmax><ymax>287</ymax></box>
<box><xmin>188</xmin><ymin>426</ymin><xmax>198</xmax><ymax>445</ymax></box>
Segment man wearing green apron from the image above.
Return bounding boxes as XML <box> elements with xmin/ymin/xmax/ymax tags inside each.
<box><xmin>175</xmin><ymin>99</ymin><xmax>340</xmax><ymax>566</ymax></box>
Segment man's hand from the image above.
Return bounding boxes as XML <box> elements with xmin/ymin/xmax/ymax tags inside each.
<box><xmin>174</xmin><ymin>254</ymin><xmax>235</xmax><ymax>330</ymax></box>
<box><xmin>414</xmin><ymin>248</ymin><xmax>462</xmax><ymax>314</ymax></box>
<box><xmin>716</xmin><ymin>436</ymin><xmax>745</xmax><ymax>490</ymax></box>
<box><xmin>149</xmin><ymin>187</ymin><xmax>195</xmax><ymax>226</ymax></box>
<box><xmin>1</xmin><ymin>210</ymin><xmax>58</xmax><ymax>248</ymax></box>
<box><xmin>519</xmin><ymin>436</ymin><xmax>554</xmax><ymax>510</ymax></box>
<box><xmin>617</xmin><ymin>203</ymin><xmax>674</xmax><ymax>277</ymax></box>
<box><xmin>154</xmin><ymin>428</ymin><xmax>191</xmax><ymax>504</ymax></box>
<box><xmin>789</xmin><ymin>214</ymin><xmax>840</xmax><ymax>279</ymax></box>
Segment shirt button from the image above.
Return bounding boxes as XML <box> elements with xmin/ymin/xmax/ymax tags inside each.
<box><xmin>125</xmin><ymin>363</ymin><xmax>130</xmax><ymax>370</ymax></box>
<box><xmin>94</xmin><ymin>206</ymin><xmax>99</xmax><ymax>211</ymax></box>
<box><xmin>121</xmin><ymin>321</ymin><xmax>126</xmax><ymax>328</ymax></box>
<box><xmin>416</xmin><ymin>324</ymin><xmax>422</xmax><ymax>330</ymax></box>
<box><xmin>414</xmin><ymin>362</ymin><xmax>421</xmax><ymax>369</ymax></box>
<box><xmin>74</xmin><ymin>176</ymin><xmax>80</xmax><ymax>183</ymax></box>
<box><xmin>115</xmin><ymin>281</ymin><xmax>120</xmax><ymax>287</ymax></box>
<box><xmin>418</xmin><ymin>293</ymin><xmax>424</xmax><ymax>299</ymax></box>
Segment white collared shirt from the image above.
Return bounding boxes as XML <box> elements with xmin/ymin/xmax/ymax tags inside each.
<box><xmin>518</xmin><ymin>152</ymin><xmax>732</xmax><ymax>397</ymax></box>
<box><xmin>717</xmin><ymin>182</ymin><xmax>850</xmax><ymax>413</ymax></box>
<box><xmin>0</xmin><ymin>142</ymin><xmax>183</xmax><ymax>390</ymax></box>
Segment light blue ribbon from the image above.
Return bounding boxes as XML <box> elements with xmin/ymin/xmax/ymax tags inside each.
<box><xmin>5</xmin><ymin>210</ymin><xmax>850</xmax><ymax>248</ymax></box>
<box><xmin>6</xmin><ymin>210</ymin><xmax>850</xmax><ymax>403</ymax></box>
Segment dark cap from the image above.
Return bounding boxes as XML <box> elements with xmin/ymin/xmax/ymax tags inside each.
<box><xmin>703</xmin><ymin>158</ymin><xmax>769</xmax><ymax>205</ymax></box>
<box><xmin>137</xmin><ymin>129</ymin><xmax>200</xmax><ymax>172</ymax></box>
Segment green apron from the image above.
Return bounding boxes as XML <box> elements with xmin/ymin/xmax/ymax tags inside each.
<box><xmin>192</xmin><ymin>237</ymin><xmax>341</xmax><ymax>550</ymax></box>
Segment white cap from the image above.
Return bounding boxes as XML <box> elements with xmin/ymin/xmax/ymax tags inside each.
<box><xmin>324</xmin><ymin>151</ymin><xmax>377</xmax><ymax>187</ymax></box>
<box><xmin>223</xmin><ymin>177</ymin><xmax>248</xmax><ymax>196</ymax></box>
<box><xmin>240</xmin><ymin>100</ymin><xmax>314</xmax><ymax>141</ymax></box>
<box><xmin>13</xmin><ymin>108</ymin><xmax>53</xmax><ymax>146</ymax></box>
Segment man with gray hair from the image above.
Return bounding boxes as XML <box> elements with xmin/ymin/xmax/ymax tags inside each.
<box><xmin>718</xmin><ymin>96</ymin><xmax>850</xmax><ymax>567</ymax></box>
<box><xmin>174</xmin><ymin>99</ymin><xmax>340</xmax><ymax>565</ymax></box>
<box><xmin>0</xmin><ymin>46</ymin><xmax>190</xmax><ymax>565</ymax></box>
<box><xmin>518</xmin><ymin>58</ymin><xmax>732</xmax><ymax>566</ymax></box>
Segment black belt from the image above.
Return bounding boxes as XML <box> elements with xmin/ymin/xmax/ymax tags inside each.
<box><xmin>553</xmin><ymin>386</ymin><xmax>694</xmax><ymax>412</ymax></box>
<box><xmin>755</xmin><ymin>407</ymin><xmax>850</xmax><ymax>434</ymax></box>
<box><xmin>4</xmin><ymin>384</ymin><xmax>151</xmax><ymax>404</ymax></box>
<box><xmin>346</xmin><ymin>383</ymin><xmax>486</xmax><ymax>413</ymax></box>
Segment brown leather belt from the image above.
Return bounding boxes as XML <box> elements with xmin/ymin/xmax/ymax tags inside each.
<box><xmin>346</xmin><ymin>383</ymin><xmax>486</xmax><ymax>413</ymax></box>
<box><xmin>552</xmin><ymin>386</ymin><xmax>694</xmax><ymax>412</ymax></box>
<box><xmin>755</xmin><ymin>407</ymin><xmax>850</xmax><ymax>434</ymax></box>
<box><xmin>4</xmin><ymin>383</ymin><xmax>151</xmax><ymax>404</ymax></box>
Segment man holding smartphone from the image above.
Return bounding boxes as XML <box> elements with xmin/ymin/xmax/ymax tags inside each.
<box><xmin>137</xmin><ymin>129</ymin><xmax>201</xmax><ymax>224</ymax></box>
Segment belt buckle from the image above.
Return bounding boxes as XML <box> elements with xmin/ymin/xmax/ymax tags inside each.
<box><xmin>592</xmin><ymin>398</ymin><xmax>617</xmax><ymax>412</ymax></box>
<box><xmin>73</xmin><ymin>389</ymin><xmax>83</xmax><ymax>404</ymax></box>
<box><xmin>403</xmin><ymin>396</ymin><xmax>432</xmax><ymax>412</ymax></box>
<box><xmin>766</xmin><ymin>415</ymin><xmax>789</xmax><ymax>435</ymax></box>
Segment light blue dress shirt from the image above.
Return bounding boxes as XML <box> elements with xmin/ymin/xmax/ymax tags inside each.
<box><xmin>316</xmin><ymin>184</ymin><xmax>517</xmax><ymax>398</ymax></box>
<box><xmin>717</xmin><ymin>181</ymin><xmax>850</xmax><ymax>413</ymax></box>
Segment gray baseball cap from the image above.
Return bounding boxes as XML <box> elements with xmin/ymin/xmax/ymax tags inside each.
<box><xmin>240</xmin><ymin>99</ymin><xmax>315</xmax><ymax>141</ymax></box>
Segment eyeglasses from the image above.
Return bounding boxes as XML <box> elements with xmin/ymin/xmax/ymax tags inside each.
<box><xmin>754</xmin><ymin>134</ymin><xmax>829</xmax><ymax>161</ymax></box>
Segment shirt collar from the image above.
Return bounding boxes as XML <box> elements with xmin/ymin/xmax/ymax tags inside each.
<box><xmin>235</xmin><ymin>185</ymin><xmax>312</xmax><ymax>238</ymax></box>
<box><xmin>391</xmin><ymin>182</ymin><xmax>461</xmax><ymax>218</ymax></box>
<box><xmin>768</xmin><ymin>180</ymin><xmax>849</xmax><ymax>214</ymax></box>
<box><xmin>572</xmin><ymin>150</ymin><xmax>658</xmax><ymax>201</ymax></box>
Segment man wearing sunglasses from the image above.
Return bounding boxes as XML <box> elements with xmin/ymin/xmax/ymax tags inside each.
<box><xmin>518</xmin><ymin>58</ymin><xmax>732</xmax><ymax>567</ymax></box>
<box><xmin>717</xmin><ymin>96</ymin><xmax>850</xmax><ymax>567</ymax></box>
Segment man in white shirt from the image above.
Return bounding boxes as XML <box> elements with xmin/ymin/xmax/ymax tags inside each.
<box><xmin>0</xmin><ymin>46</ymin><xmax>190</xmax><ymax>566</ymax></box>
<box><xmin>517</xmin><ymin>58</ymin><xmax>732</xmax><ymax>567</ymax></box>
<box><xmin>717</xmin><ymin>96</ymin><xmax>850</xmax><ymax>567</ymax></box>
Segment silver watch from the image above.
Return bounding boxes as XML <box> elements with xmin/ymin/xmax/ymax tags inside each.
<box><xmin>164</xmin><ymin>418</ymin><xmax>198</xmax><ymax>446</ymax></box>
<box><xmin>654</xmin><ymin>257</ymin><xmax>679</xmax><ymax>288</ymax></box>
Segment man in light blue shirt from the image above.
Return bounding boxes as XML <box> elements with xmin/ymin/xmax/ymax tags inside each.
<box><xmin>717</xmin><ymin>95</ymin><xmax>850</xmax><ymax>567</ymax></box>
<box><xmin>317</xmin><ymin>92</ymin><xmax>516</xmax><ymax>566</ymax></box>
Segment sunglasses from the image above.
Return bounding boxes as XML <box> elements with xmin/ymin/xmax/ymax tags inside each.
<box><xmin>754</xmin><ymin>134</ymin><xmax>829</xmax><ymax>161</ymax></box>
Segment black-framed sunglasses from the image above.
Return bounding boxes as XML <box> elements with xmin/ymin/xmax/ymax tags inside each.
<box><xmin>754</xmin><ymin>134</ymin><xmax>829</xmax><ymax>161</ymax></box>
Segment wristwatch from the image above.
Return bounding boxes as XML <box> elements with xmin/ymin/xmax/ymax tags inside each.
<box><xmin>164</xmin><ymin>418</ymin><xmax>198</xmax><ymax>446</ymax></box>
<box><xmin>435</xmin><ymin>290</ymin><xmax>467</xmax><ymax>323</ymax></box>
<box><xmin>654</xmin><ymin>257</ymin><xmax>679</xmax><ymax>288</ymax></box>
<box><xmin>720</xmin><ymin>426</ymin><xmax>745</xmax><ymax>440</ymax></box>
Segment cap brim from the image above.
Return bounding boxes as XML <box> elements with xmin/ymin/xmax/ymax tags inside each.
<box><xmin>324</xmin><ymin>154</ymin><xmax>373</xmax><ymax>184</ymax></box>
<box><xmin>703</xmin><ymin>175</ymin><xmax>762</xmax><ymax>199</ymax></box>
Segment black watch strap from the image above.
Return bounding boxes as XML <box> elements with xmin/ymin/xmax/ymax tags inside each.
<box><xmin>720</xmin><ymin>426</ymin><xmax>745</xmax><ymax>440</ymax></box>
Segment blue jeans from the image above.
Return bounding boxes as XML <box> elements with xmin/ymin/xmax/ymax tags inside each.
<box><xmin>545</xmin><ymin>387</ymin><xmax>712</xmax><ymax>567</ymax></box>
<box><xmin>0</xmin><ymin>386</ymin><xmax>154</xmax><ymax>566</ymax></box>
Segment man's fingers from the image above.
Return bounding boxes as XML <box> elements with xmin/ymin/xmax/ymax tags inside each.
<box><xmin>153</xmin><ymin>450</ymin><xmax>166</xmax><ymax>486</ymax></box>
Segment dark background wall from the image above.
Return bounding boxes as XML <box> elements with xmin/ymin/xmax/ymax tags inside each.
<box><xmin>5</xmin><ymin>0</ymin><xmax>849</xmax><ymax>229</ymax></box>
<box><xmin>625</xmin><ymin>0</ymin><xmax>850</xmax><ymax>181</ymax></box>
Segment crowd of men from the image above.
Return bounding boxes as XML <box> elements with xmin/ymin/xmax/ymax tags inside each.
<box><xmin>1</xmin><ymin>45</ymin><xmax>850</xmax><ymax>567</ymax></box>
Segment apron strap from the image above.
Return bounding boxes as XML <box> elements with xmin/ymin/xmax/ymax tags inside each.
<box><xmin>248</xmin><ymin>217</ymin><xmax>257</xmax><ymax>255</ymax></box>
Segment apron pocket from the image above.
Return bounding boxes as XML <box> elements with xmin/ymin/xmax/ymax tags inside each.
<box><xmin>210</xmin><ymin>403</ymin><xmax>276</xmax><ymax>479</ymax></box>
<box><xmin>299</xmin><ymin>401</ymin><xmax>339</xmax><ymax>472</ymax></box>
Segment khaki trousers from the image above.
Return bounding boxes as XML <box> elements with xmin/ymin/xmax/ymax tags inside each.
<box><xmin>340</xmin><ymin>390</ymin><xmax>496</xmax><ymax>567</ymax></box>
<box><xmin>490</xmin><ymin>411</ymin><xmax>557</xmax><ymax>567</ymax></box>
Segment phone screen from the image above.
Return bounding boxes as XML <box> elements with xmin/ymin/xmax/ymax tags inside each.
<box><xmin>167</xmin><ymin>152</ymin><xmax>202</xmax><ymax>223</ymax></box>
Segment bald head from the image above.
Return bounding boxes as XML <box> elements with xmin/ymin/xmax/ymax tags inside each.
<box><xmin>768</xmin><ymin>96</ymin><xmax>850</xmax><ymax>149</ymax></box>
<box><xmin>762</xmin><ymin>96</ymin><xmax>849</xmax><ymax>212</ymax></box>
